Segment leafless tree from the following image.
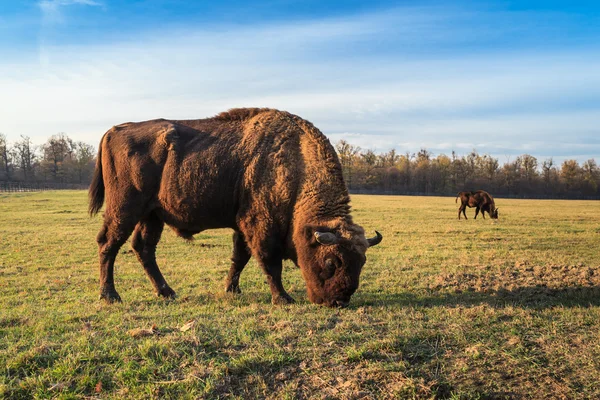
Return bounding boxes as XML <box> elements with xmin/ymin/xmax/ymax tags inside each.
<box><xmin>0</xmin><ymin>133</ymin><xmax>14</xmax><ymax>180</ymax></box>
<box><xmin>14</xmin><ymin>135</ymin><xmax>37</xmax><ymax>180</ymax></box>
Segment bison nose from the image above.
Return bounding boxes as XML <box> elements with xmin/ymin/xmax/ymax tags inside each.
<box><xmin>333</xmin><ymin>299</ymin><xmax>349</xmax><ymax>308</ymax></box>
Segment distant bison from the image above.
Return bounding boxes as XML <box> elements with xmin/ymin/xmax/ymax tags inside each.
<box><xmin>455</xmin><ymin>190</ymin><xmax>499</xmax><ymax>220</ymax></box>
<box><xmin>89</xmin><ymin>108</ymin><xmax>382</xmax><ymax>308</ymax></box>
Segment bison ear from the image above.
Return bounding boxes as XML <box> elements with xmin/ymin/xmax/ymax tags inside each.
<box><xmin>303</xmin><ymin>225</ymin><xmax>317</xmax><ymax>242</ymax></box>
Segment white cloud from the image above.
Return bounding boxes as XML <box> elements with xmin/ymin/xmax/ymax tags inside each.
<box><xmin>38</xmin><ymin>0</ymin><xmax>104</xmax><ymax>67</ymax></box>
<box><xmin>1</xmin><ymin>5</ymin><xmax>599</xmax><ymax>163</ymax></box>
<box><xmin>39</xmin><ymin>0</ymin><xmax>102</xmax><ymax>24</ymax></box>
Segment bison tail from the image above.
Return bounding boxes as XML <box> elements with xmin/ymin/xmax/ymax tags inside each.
<box><xmin>88</xmin><ymin>139</ymin><xmax>105</xmax><ymax>216</ymax></box>
<box><xmin>455</xmin><ymin>193</ymin><xmax>460</xmax><ymax>203</ymax></box>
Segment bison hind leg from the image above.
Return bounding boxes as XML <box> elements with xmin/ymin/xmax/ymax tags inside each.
<box><xmin>131</xmin><ymin>212</ymin><xmax>175</xmax><ymax>299</ymax></box>
<box><xmin>96</xmin><ymin>217</ymin><xmax>139</xmax><ymax>303</ymax></box>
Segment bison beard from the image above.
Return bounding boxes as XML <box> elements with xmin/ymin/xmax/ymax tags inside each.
<box><xmin>89</xmin><ymin>108</ymin><xmax>382</xmax><ymax>307</ymax></box>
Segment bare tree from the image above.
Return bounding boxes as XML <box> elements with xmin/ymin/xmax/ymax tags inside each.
<box><xmin>413</xmin><ymin>149</ymin><xmax>432</xmax><ymax>193</ymax></box>
<box><xmin>452</xmin><ymin>153</ymin><xmax>469</xmax><ymax>189</ymax></box>
<box><xmin>73</xmin><ymin>141</ymin><xmax>96</xmax><ymax>183</ymax></box>
<box><xmin>501</xmin><ymin>161</ymin><xmax>519</xmax><ymax>195</ymax></box>
<box><xmin>582</xmin><ymin>159</ymin><xmax>599</xmax><ymax>193</ymax></box>
<box><xmin>541</xmin><ymin>158</ymin><xmax>558</xmax><ymax>194</ymax></box>
<box><xmin>42</xmin><ymin>133</ymin><xmax>75</xmax><ymax>182</ymax></box>
<box><xmin>0</xmin><ymin>133</ymin><xmax>13</xmax><ymax>180</ymax></box>
<box><xmin>561</xmin><ymin>160</ymin><xmax>581</xmax><ymax>192</ymax></box>
<box><xmin>359</xmin><ymin>149</ymin><xmax>378</xmax><ymax>187</ymax></box>
<box><xmin>383</xmin><ymin>149</ymin><xmax>400</xmax><ymax>167</ymax></box>
<box><xmin>517</xmin><ymin>154</ymin><xmax>538</xmax><ymax>185</ymax></box>
<box><xmin>465</xmin><ymin>150</ymin><xmax>480</xmax><ymax>180</ymax></box>
<box><xmin>14</xmin><ymin>135</ymin><xmax>37</xmax><ymax>180</ymax></box>
<box><xmin>335</xmin><ymin>140</ymin><xmax>360</xmax><ymax>189</ymax></box>
<box><xmin>484</xmin><ymin>155</ymin><xmax>499</xmax><ymax>185</ymax></box>
<box><xmin>361</xmin><ymin>150</ymin><xmax>377</xmax><ymax>171</ymax></box>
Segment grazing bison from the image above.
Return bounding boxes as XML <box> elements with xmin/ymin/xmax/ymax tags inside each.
<box><xmin>455</xmin><ymin>190</ymin><xmax>499</xmax><ymax>220</ymax></box>
<box><xmin>89</xmin><ymin>108</ymin><xmax>382</xmax><ymax>308</ymax></box>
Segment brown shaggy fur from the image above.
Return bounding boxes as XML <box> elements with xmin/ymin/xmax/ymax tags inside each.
<box><xmin>89</xmin><ymin>108</ymin><xmax>382</xmax><ymax>307</ymax></box>
<box><xmin>455</xmin><ymin>190</ymin><xmax>499</xmax><ymax>220</ymax></box>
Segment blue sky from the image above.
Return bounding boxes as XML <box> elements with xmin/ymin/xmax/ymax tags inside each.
<box><xmin>1</xmin><ymin>0</ymin><xmax>600</xmax><ymax>163</ymax></box>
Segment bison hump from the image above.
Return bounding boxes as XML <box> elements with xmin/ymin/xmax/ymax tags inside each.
<box><xmin>158</xmin><ymin>125</ymin><xmax>179</xmax><ymax>151</ymax></box>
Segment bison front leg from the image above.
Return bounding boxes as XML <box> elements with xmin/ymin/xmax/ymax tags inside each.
<box><xmin>225</xmin><ymin>231</ymin><xmax>251</xmax><ymax>294</ymax></box>
<box><xmin>258</xmin><ymin>256</ymin><xmax>295</xmax><ymax>305</ymax></box>
<box><xmin>474</xmin><ymin>207</ymin><xmax>480</xmax><ymax>219</ymax></box>
<box><xmin>131</xmin><ymin>213</ymin><xmax>175</xmax><ymax>299</ymax></box>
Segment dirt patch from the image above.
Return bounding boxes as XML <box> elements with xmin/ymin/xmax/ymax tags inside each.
<box><xmin>429</xmin><ymin>262</ymin><xmax>600</xmax><ymax>299</ymax></box>
<box><xmin>0</xmin><ymin>317</ymin><xmax>27</xmax><ymax>328</ymax></box>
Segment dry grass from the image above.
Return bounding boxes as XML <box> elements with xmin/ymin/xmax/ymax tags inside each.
<box><xmin>1</xmin><ymin>191</ymin><xmax>600</xmax><ymax>399</ymax></box>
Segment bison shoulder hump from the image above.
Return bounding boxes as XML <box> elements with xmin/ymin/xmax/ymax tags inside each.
<box><xmin>105</xmin><ymin>123</ymin><xmax>132</xmax><ymax>142</ymax></box>
<box><xmin>214</xmin><ymin>107</ymin><xmax>278</xmax><ymax>122</ymax></box>
<box><xmin>158</xmin><ymin>125</ymin><xmax>179</xmax><ymax>151</ymax></box>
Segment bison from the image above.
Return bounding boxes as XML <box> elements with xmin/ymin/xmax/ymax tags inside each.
<box><xmin>455</xmin><ymin>190</ymin><xmax>499</xmax><ymax>220</ymax></box>
<box><xmin>89</xmin><ymin>108</ymin><xmax>382</xmax><ymax>308</ymax></box>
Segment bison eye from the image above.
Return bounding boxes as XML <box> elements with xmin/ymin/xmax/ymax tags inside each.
<box><xmin>320</xmin><ymin>258</ymin><xmax>336</xmax><ymax>280</ymax></box>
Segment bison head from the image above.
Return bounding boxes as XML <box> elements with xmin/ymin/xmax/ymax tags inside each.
<box><xmin>491</xmin><ymin>207</ymin><xmax>499</xmax><ymax>219</ymax></box>
<box><xmin>297</xmin><ymin>223</ymin><xmax>382</xmax><ymax>308</ymax></box>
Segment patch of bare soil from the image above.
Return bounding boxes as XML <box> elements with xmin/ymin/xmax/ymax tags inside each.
<box><xmin>211</xmin><ymin>360</ymin><xmax>442</xmax><ymax>400</ymax></box>
<box><xmin>429</xmin><ymin>262</ymin><xmax>600</xmax><ymax>299</ymax></box>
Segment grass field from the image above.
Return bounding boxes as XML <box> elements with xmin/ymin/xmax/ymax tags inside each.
<box><xmin>1</xmin><ymin>191</ymin><xmax>600</xmax><ymax>399</ymax></box>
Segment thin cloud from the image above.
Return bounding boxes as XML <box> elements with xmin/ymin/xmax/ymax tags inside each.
<box><xmin>38</xmin><ymin>0</ymin><xmax>104</xmax><ymax>69</ymax></box>
<box><xmin>39</xmin><ymin>0</ymin><xmax>103</xmax><ymax>9</ymax></box>
<box><xmin>39</xmin><ymin>0</ymin><xmax>103</xmax><ymax>24</ymax></box>
<box><xmin>1</xmin><ymin>4</ymin><xmax>599</xmax><ymax>164</ymax></box>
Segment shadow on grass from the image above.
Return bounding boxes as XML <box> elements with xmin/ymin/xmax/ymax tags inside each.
<box><xmin>357</xmin><ymin>285</ymin><xmax>600</xmax><ymax>309</ymax></box>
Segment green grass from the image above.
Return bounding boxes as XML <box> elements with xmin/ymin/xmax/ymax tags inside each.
<box><xmin>1</xmin><ymin>191</ymin><xmax>600</xmax><ymax>399</ymax></box>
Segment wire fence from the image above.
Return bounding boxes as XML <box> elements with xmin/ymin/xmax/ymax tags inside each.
<box><xmin>1</xmin><ymin>181</ymin><xmax>598</xmax><ymax>200</ymax></box>
<box><xmin>349</xmin><ymin>189</ymin><xmax>600</xmax><ymax>200</ymax></box>
<box><xmin>0</xmin><ymin>181</ymin><xmax>88</xmax><ymax>193</ymax></box>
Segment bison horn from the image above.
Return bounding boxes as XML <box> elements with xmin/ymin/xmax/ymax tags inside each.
<box><xmin>367</xmin><ymin>231</ymin><xmax>383</xmax><ymax>247</ymax></box>
<box><xmin>314</xmin><ymin>231</ymin><xmax>339</xmax><ymax>245</ymax></box>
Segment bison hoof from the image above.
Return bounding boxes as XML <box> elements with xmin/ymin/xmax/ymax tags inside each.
<box><xmin>157</xmin><ymin>285</ymin><xmax>176</xmax><ymax>299</ymax></box>
<box><xmin>225</xmin><ymin>283</ymin><xmax>242</xmax><ymax>294</ymax></box>
<box><xmin>99</xmin><ymin>289</ymin><xmax>122</xmax><ymax>303</ymax></box>
<box><xmin>272</xmin><ymin>294</ymin><xmax>295</xmax><ymax>305</ymax></box>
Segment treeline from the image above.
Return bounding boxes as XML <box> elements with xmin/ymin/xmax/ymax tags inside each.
<box><xmin>1</xmin><ymin>132</ymin><xmax>599</xmax><ymax>199</ymax></box>
<box><xmin>336</xmin><ymin>141</ymin><xmax>600</xmax><ymax>198</ymax></box>
<box><xmin>0</xmin><ymin>133</ymin><xmax>96</xmax><ymax>184</ymax></box>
